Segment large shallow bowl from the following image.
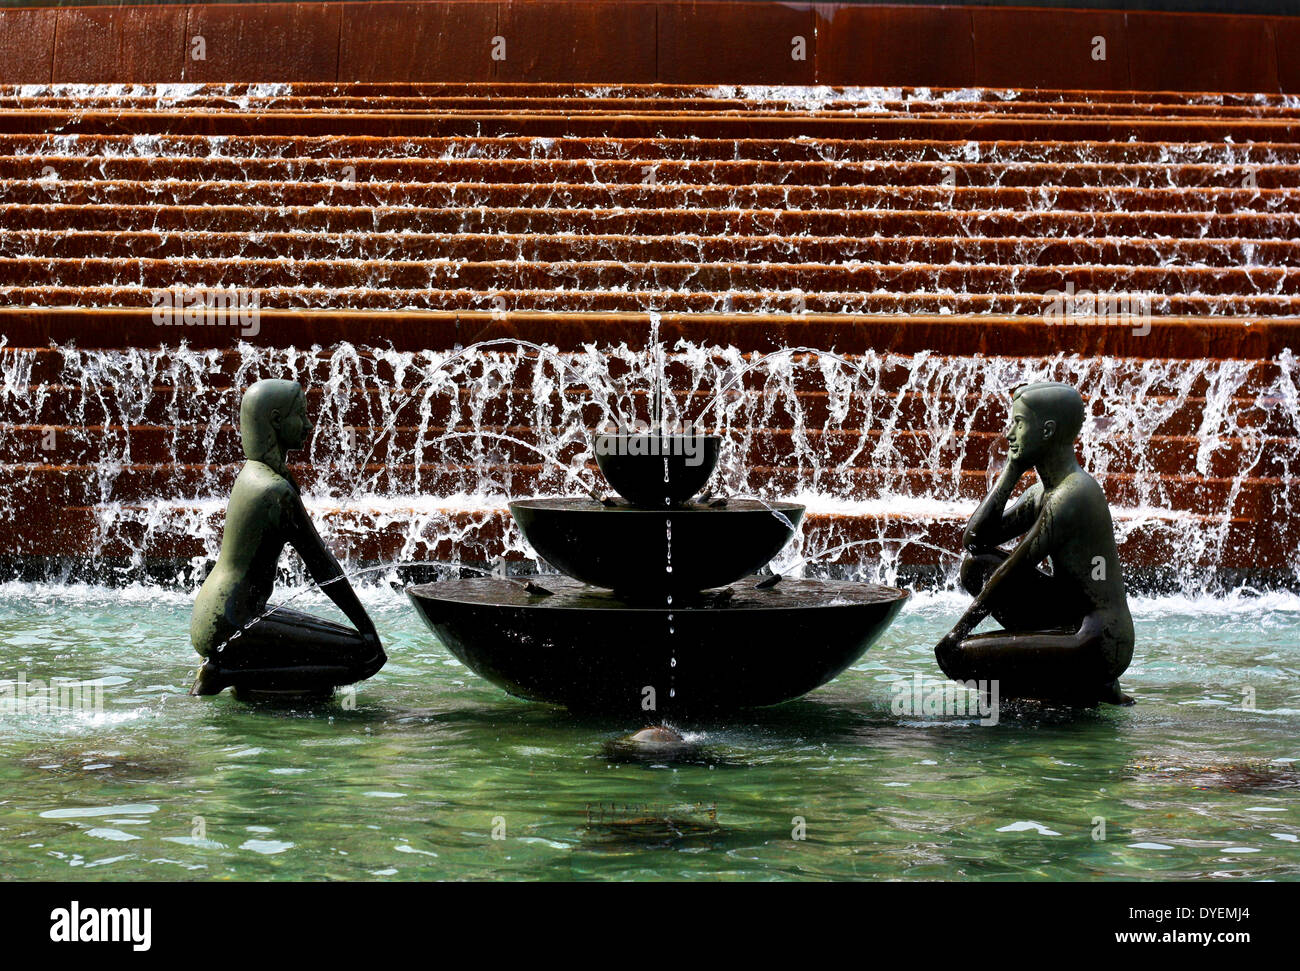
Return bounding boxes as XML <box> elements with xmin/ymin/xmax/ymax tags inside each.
<box><xmin>592</xmin><ymin>433</ymin><xmax>722</xmax><ymax>507</ymax></box>
<box><xmin>509</xmin><ymin>497</ymin><xmax>803</xmax><ymax>598</ymax></box>
<box><xmin>407</xmin><ymin>576</ymin><xmax>910</xmax><ymax>713</ymax></box>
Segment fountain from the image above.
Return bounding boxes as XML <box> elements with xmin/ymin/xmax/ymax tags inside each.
<box><xmin>406</xmin><ymin>426</ymin><xmax>910</xmax><ymax>715</ymax></box>
<box><xmin>1</xmin><ymin>66</ymin><xmax>1299</xmax><ymax>887</ymax></box>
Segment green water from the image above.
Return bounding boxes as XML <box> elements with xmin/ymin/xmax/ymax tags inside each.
<box><xmin>1</xmin><ymin>584</ymin><xmax>1297</xmax><ymax>881</ymax></box>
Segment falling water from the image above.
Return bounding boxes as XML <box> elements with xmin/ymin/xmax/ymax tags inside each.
<box><xmin>1</xmin><ymin>337</ymin><xmax>1297</xmax><ymax>594</ymax></box>
<box><xmin>665</xmin><ymin>516</ymin><xmax>675</xmax><ymax>704</ymax></box>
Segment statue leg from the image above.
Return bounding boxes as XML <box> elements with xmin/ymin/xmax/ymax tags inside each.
<box><xmin>937</xmin><ymin>613</ymin><xmax>1128</xmax><ymax>705</ymax></box>
<box><xmin>959</xmin><ymin>548</ymin><xmax>1084</xmax><ymax>633</ymax></box>
<box><xmin>192</xmin><ymin>608</ymin><xmax>386</xmax><ymax>696</ymax></box>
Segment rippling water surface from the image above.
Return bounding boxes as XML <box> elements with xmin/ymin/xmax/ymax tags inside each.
<box><xmin>0</xmin><ymin>584</ymin><xmax>1297</xmax><ymax>881</ymax></box>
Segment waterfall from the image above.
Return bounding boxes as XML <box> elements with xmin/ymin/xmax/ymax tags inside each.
<box><xmin>3</xmin><ymin>339</ymin><xmax>1294</xmax><ymax>593</ymax></box>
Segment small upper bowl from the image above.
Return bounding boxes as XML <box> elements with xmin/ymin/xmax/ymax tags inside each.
<box><xmin>593</xmin><ymin>433</ymin><xmax>722</xmax><ymax>507</ymax></box>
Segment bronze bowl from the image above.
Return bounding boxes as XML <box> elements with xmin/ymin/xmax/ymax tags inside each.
<box><xmin>592</xmin><ymin>433</ymin><xmax>722</xmax><ymax>507</ymax></box>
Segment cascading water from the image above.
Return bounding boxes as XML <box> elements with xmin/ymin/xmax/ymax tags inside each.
<box><xmin>2</xmin><ymin>337</ymin><xmax>1297</xmax><ymax>593</ymax></box>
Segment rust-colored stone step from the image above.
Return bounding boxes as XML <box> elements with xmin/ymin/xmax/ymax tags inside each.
<box><xmin>1</xmin><ymin>108</ymin><xmax>1297</xmax><ymax>141</ymax></box>
<box><xmin>8</xmin><ymin>90</ymin><xmax>1300</xmax><ymax>119</ymax></box>
<box><xmin>3</xmin><ymin>307</ymin><xmax>1296</xmax><ymax>359</ymax></box>
<box><xmin>6</xmin><ymin>204</ymin><xmax>1294</xmax><ymax>241</ymax></box>
<box><xmin>5</xmin><ymin>84</ymin><xmax>1295</xmax><ymax>107</ymax></box>
<box><xmin>0</xmin><ymin>78</ymin><xmax>1294</xmax><ymax>579</ymax></box>
<box><xmin>2</xmin><ymin>254</ymin><xmax>1295</xmax><ymax>298</ymax></box>
<box><xmin>4</xmin><ymin>177</ymin><xmax>1294</xmax><ymax>213</ymax></box>
<box><xmin>5</xmin><ymin>229</ymin><xmax>1299</xmax><ymax>270</ymax></box>
<box><xmin>4</xmin><ymin>133</ymin><xmax>1297</xmax><ymax>166</ymax></box>
<box><xmin>4</xmin><ymin>283</ymin><xmax>1295</xmax><ymax>318</ymax></box>
<box><xmin>8</xmin><ymin>155</ymin><xmax>1300</xmax><ymax>190</ymax></box>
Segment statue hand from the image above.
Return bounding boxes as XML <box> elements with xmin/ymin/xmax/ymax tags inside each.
<box><xmin>1003</xmin><ymin>453</ymin><xmax>1028</xmax><ymax>479</ymax></box>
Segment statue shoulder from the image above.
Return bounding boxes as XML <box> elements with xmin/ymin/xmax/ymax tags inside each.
<box><xmin>232</xmin><ymin>462</ymin><xmax>298</xmax><ymax>515</ymax></box>
<box><xmin>1072</xmin><ymin>467</ymin><xmax>1108</xmax><ymax>503</ymax></box>
<box><xmin>1044</xmin><ymin>469</ymin><xmax>1108</xmax><ymax>521</ymax></box>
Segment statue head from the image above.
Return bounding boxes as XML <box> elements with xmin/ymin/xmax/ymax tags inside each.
<box><xmin>1008</xmin><ymin>382</ymin><xmax>1084</xmax><ymax>466</ymax></box>
<box><xmin>240</xmin><ymin>379</ymin><xmax>311</xmax><ymax>467</ymax></box>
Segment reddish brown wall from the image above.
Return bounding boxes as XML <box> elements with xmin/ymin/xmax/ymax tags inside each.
<box><xmin>0</xmin><ymin>2</ymin><xmax>1294</xmax><ymax>91</ymax></box>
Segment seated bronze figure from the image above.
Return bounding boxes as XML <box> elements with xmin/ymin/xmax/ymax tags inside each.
<box><xmin>935</xmin><ymin>382</ymin><xmax>1135</xmax><ymax>706</ymax></box>
<box><xmin>189</xmin><ymin>379</ymin><xmax>385</xmax><ymax>699</ymax></box>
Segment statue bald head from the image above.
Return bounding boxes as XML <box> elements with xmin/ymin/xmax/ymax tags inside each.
<box><xmin>1011</xmin><ymin>382</ymin><xmax>1085</xmax><ymax>444</ymax></box>
<box><xmin>240</xmin><ymin>379</ymin><xmax>308</xmax><ymax>464</ymax></box>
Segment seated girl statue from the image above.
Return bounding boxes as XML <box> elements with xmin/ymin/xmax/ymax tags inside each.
<box><xmin>935</xmin><ymin>381</ymin><xmax>1135</xmax><ymax>706</ymax></box>
<box><xmin>189</xmin><ymin>379</ymin><xmax>386</xmax><ymax>699</ymax></box>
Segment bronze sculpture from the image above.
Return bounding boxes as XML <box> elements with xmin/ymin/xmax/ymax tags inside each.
<box><xmin>935</xmin><ymin>382</ymin><xmax>1135</xmax><ymax>706</ymax></box>
<box><xmin>189</xmin><ymin>379</ymin><xmax>385</xmax><ymax>699</ymax></box>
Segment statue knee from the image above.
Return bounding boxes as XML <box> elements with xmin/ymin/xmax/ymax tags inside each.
<box><xmin>959</xmin><ymin>553</ymin><xmax>992</xmax><ymax>596</ymax></box>
<box><xmin>356</xmin><ymin>647</ymin><xmax>387</xmax><ymax>681</ymax></box>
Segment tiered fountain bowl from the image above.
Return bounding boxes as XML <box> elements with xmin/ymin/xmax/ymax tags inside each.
<box><xmin>407</xmin><ymin>433</ymin><xmax>909</xmax><ymax>714</ymax></box>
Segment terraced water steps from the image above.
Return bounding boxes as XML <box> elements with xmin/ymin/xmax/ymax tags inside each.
<box><xmin>3</xmin><ymin>104</ymin><xmax>1299</xmax><ymax>140</ymax></box>
<box><xmin>3</xmin><ymin>308</ymin><xmax>1297</xmax><ymax>359</ymax></box>
<box><xmin>1</xmin><ymin>456</ymin><xmax>1285</xmax><ymax>512</ymax></box>
<box><xmin>6</xmin><ymin>205</ymin><xmax>1296</xmax><ymax>243</ymax></box>
<box><xmin>5</xmin><ymin>86</ymin><xmax>1299</xmax><ymax>114</ymax></box>
<box><xmin>5</xmin><ymin>256</ymin><xmax>1298</xmax><ymax>297</ymax></box>
<box><xmin>6</xmin><ymin>286</ymin><xmax>1296</xmax><ymax>317</ymax></box>
<box><xmin>5</xmin><ymin>133</ymin><xmax>1298</xmax><ymax>164</ymax></box>
<box><xmin>7</xmin><ymin>231</ymin><xmax>1300</xmax><ymax>269</ymax></box>
<box><xmin>0</xmin><ymin>83</ymin><xmax>1295</xmax><ymax>583</ymax></box>
<box><xmin>10</xmin><ymin>158</ymin><xmax>1300</xmax><ymax>191</ymax></box>
<box><xmin>5</xmin><ymin>178</ymin><xmax>1297</xmax><ymax>212</ymax></box>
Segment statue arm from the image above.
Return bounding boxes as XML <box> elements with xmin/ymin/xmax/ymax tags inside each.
<box><xmin>1000</xmin><ymin>484</ymin><xmax>1044</xmax><ymax>541</ymax></box>
<box><xmin>280</xmin><ymin>490</ymin><xmax>379</xmax><ymax>640</ymax></box>
<box><xmin>944</xmin><ymin>501</ymin><xmax>1060</xmax><ymax>644</ymax></box>
<box><xmin>963</xmin><ymin>462</ymin><xmax>1039</xmax><ymax>551</ymax></box>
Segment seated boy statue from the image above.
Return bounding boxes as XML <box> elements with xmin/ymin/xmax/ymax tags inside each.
<box><xmin>935</xmin><ymin>381</ymin><xmax>1134</xmax><ymax>706</ymax></box>
<box><xmin>190</xmin><ymin>379</ymin><xmax>386</xmax><ymax>699</ymax></box>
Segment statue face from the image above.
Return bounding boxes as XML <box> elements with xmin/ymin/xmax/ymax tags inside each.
<box><xmin>1007</xmin><ymin>397</ymin><xmax>1056</xmax><ymax>465</ymax></box>
<box><xmin>273</xmin><ymin>393</ymin><xmax>313</xmax><ymax>451</ymax></box>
